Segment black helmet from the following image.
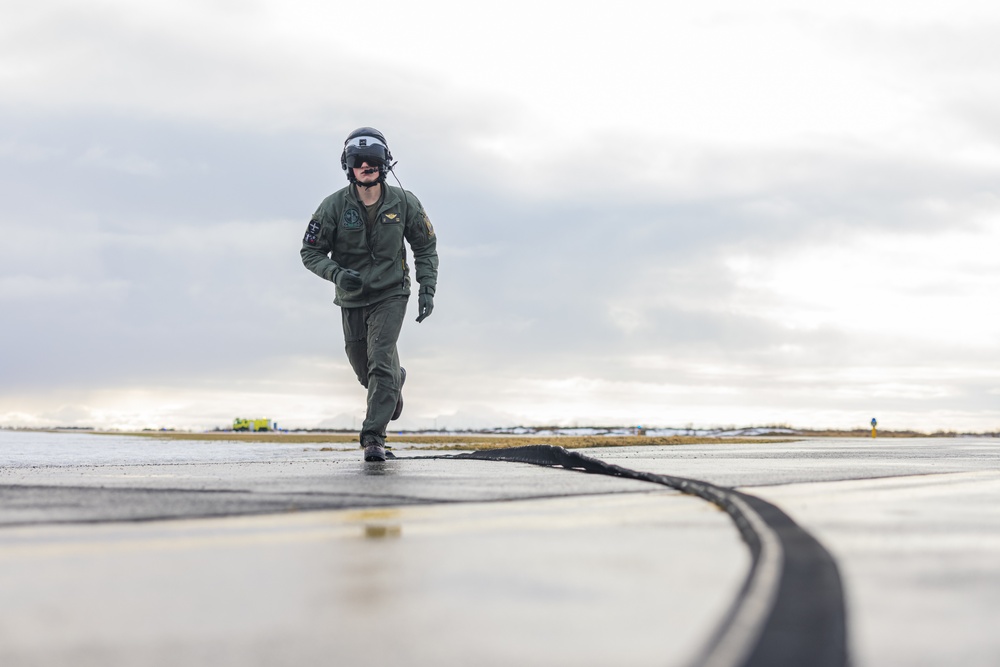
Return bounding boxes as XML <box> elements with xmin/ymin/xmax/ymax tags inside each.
<box><xmin>340</xmin><ymin>127</ymin><xmax>393</xmax><ymax>177</ymax></box>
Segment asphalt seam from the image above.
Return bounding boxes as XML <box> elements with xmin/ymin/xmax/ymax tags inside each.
<box><xmin>699</xmin><ymin>492</ymin><xmax>783</xmax><ymax>667</ymax></box>
<box><xmin>447</xmin><ymin>445</ymin><xmax>848</xmax><ymax>667</ymax></box>
<box><xmin>0</xmin><ymin>483</ymin><xmax>669</xmax><ymax>529</ymax></box>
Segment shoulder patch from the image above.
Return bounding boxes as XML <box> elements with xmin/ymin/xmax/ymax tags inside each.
<box><xmin>342</xmin><ymin>208</ymin><xmax>362</xmax><ymax>229</ymax></box>
<box><xmin>303</xmin><ymin>216</ymin><xmax>321</xmax><ymax>245</ymax></box>
<box><xmin>423</xmin><ymin>212</ymin><xmax>435</xmax><ymax>237</ymax></box>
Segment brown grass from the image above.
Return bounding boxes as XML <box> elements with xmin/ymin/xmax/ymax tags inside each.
<box><xmin>92</xmin><ymin>431</ymin><xmax>794</xmax><ymax>450</ymax></box>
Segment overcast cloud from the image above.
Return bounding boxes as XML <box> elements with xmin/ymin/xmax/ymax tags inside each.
<box><xmin>2</xmin><ymin>1</ymin><xmax>998</xmax><ymax>431</ymax></box>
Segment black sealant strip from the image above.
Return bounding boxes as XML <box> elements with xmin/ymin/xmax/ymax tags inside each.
<box><xmin>440</xmin><ymin>445</ymin><xmax>848</xmax><ymax>667</ymax></box>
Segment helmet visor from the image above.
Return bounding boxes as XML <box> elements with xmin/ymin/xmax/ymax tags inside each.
<box><xmin>345</xmin><ymin>135</ymin><xmax>388</xmax><ymax>169</ymax></box>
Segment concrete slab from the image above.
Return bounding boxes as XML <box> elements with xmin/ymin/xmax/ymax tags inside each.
<box><xmin>0</xmin><ymin>491</ymin><xmax>747</xmax><ymax>667</ymax></box>
<box><xmin>747</xmin><ymin>471</ymin><xmax>1000</xmax><ymax>667</ymax></box>
<box><xmin>0</xmin><ymin>431</ymin><xmax>667</xmax><ymax>525</ymax></box>
<box><xmin>587</xmin><ymin>437</ymin><xmax>999</xmax><ymax>487</ymax></box>
<box><xmin>4</xmin><ymin>431</ymin><xmax>998</xmax><ymax>666</ymax></box>
<box><xmin>586</xmin><ymin>438</ymin><xmax>1000</xmax><ymax>667</ymax></box>
<box><xmin>0</xmin><ymin>430</ymin><xmax>749</xmax><ymax>666</ymax></box>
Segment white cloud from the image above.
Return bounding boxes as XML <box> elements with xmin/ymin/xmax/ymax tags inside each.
<box><xmin>0</xmin><ymin>275</ymin><xmax>130</xmax><ymax>301</ymax></box>
<box><xmin>723</xmin><ymin>220</ymin><xmax>1000</xmax><ymax>346</ymax></box>
<box><xmin>77</xmin><ymin>145</ymin><xmax>160</xmax><ymax>175</ymax></box>
<box><xmin>1</xmin><ymin>0</ymin><xmax>999</xmax><ymax>431</ymax></box>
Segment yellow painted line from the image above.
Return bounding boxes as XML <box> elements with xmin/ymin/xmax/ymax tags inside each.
<box><xmin>0</xmin><ymin>491</ymin><xmax>707</xmax><ymax>561</ymax></box>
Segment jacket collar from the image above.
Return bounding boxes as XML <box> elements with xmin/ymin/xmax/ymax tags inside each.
<box><xmin>347</xmin><ymin>183</ymin><xmax>399</xmax><ymax>211</ymax></box>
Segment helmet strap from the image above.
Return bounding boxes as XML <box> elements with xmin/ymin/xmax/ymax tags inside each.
<box><xmin>348</xmin><ymin>165</ymin><xmax>387</xmax><ymax>188</ymax></box>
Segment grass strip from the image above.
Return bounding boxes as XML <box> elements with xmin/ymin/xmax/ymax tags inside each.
<box><xmin>90</xmin><ymin>431</ymin><xmax>794</xmax><ymax>449</ymax></box>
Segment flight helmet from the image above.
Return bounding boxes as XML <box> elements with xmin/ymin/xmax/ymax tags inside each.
<box><xmin>340</xmin><ymin>127</ymin><xmax>393</xmax><ymax>185</ymax></box>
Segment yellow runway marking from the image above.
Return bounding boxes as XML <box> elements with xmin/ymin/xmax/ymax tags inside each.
<box><xmin>0</xmin><ymin>491</ymin><xmax>703</xmax><ymax>561</ymax></box>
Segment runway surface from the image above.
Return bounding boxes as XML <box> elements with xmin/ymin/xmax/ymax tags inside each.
<box><xmin>0</xmin><ymin>431</ymin><xmax>998</xmax><ymax>666</ymax></box>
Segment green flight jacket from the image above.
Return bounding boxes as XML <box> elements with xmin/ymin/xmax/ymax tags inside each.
<box><xmin>301</xmin><ymin>184</ymin><xmax>438</xmax><ymax>308</ymax></box>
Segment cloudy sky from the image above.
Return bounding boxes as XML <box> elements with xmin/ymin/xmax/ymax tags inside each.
<box><xmin>2</xmin><ymin>0</ymin><xmax>998</xmax><ymax>432</ymax></box>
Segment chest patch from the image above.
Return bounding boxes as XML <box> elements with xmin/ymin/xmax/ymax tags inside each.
<box><xmin>381</xmin><ymin>212</ymin><xmax>401</xmax><ymax>224</ymax></box>
<box><xmin>342</xmin><ymin>208</ymin><xmax>362</xmax><ymax>229</ymax></box>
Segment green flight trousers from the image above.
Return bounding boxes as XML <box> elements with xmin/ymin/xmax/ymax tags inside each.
<box><xmin>341</xmin><ymin>295</ymin><xmax>407</xmax><ymax>446</ymax></box>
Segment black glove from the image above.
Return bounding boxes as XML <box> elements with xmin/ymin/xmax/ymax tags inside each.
<box><xmin>416</xmin><ymin>292</ymin><xmax>434</xmax><ymax>323</ymax></box>
<box><xmin>334</xmin><ymin>268</ymin><xmax>363</xmax><ymax>292</ymax></box>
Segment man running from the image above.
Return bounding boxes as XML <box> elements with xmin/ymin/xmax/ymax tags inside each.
<box><xmin>301</xmin><ymin>127</ymin><xmax>438</xmax><ymax>462</ymax></box>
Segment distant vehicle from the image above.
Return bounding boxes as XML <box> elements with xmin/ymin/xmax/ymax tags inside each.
<box><xmin>233</xmin><ymin>418</ymin><xmax>274</xmax><ymax>432</ymax></box>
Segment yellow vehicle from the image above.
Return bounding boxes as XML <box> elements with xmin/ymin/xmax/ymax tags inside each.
<box><xmin>233</xmin><ymin>418</ymin><xmax>274</xmax><ymax>432</ymax></box>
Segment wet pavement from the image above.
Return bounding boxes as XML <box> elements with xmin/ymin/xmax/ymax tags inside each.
<box><xmin>1</xmin><ymin>431</ymin><xmax>999</xmax><ymax>666</ymax></box>
<box><xmin>594</xmin><ymin>438</ymin><xmax>1000</xmax><ymax>667</ymax></box>
<box><xmin>751</xmin><ymin>470</ymin><xmax>1000</xmax><ymax>667</ymax></box>
<box><xmin>0</xmin><ymin>491</ymin><xmax>745</xmax><ymax>667</ymax></box>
